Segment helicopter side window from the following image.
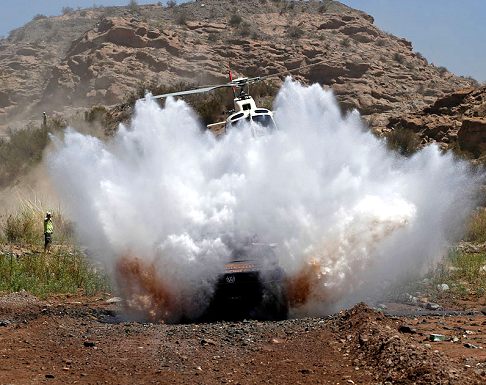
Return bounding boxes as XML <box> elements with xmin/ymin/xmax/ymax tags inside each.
<box><xmin>228</xmin><ymin>117</ymin><xmax>245</xmax><ymax>128</ymax></box>
<box><xmin>231</xmin><ymin>113</ymin><xmax>244</xmax><ymax>121</ymax></box>
<box><xmin>242</xmin><ymin>103</ymin><xmax>252</xmax><ymax>111</ymax></box>
<box><xmin>252</xmin><ymin>114</ymin><xmax>276</xmax><ymax>131</ymax></box>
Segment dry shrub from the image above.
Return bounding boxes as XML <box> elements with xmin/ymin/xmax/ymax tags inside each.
<box><xmin>229</xmin><ymin>14</ymin><xmax>242</xmax><ymax>27</ymax></box>
<box><xmin>4</xmin><ymin>211</ymin><xmax>39</xmax><ymax>244</ymax></box>
<box><xmin>0</xmin><ymin>117</ymin><xmax>65</xmax><ymax>187</ymax></box>
<box><xmin>386</xmin><ymin>128</ymin><xmax>421</xmax><ymax>156</ymax></box>
<box><xmin>466</xmin><ymin>208</ymin><xmax>486</xmax><ymax>243</ymax></box>
<box><xmin>86</xmin><ymin>105</ymin><xmax>108</xmax><ymax>124</ymax></box>
<box><xmin>287</xmin><ymin>25</ymin><xmax>304</xmax><ymax>39</ymax></box>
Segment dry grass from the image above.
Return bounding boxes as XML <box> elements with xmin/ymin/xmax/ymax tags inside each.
<box><xmin>430</xmin><ymin>249</ymin><xmax>486</xmax><ymax>297</ymax></box>
<box><xmin>0</xmin><ymin>203</ymin><xmax>108</xmax><ymax>297</ymax></box>
<box><xmin>1</xmin><ymin>200</ymin><xmax>73</xmax><ymax>246</ymax></box>
<box><xmin>465</xmin><ymin>208</ymin><xmax>486</xmax><ymax>243</ymax></box>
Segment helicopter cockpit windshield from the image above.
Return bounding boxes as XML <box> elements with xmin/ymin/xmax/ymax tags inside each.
<box><xmin>227</xmin><ymin>112</ymin><xmax>277</xmax><ymax>135</ymax></box>
<box><xmin>251</xmin><ymin>114</ymin><xmax>276</xmax><ymax>130</ymax></box>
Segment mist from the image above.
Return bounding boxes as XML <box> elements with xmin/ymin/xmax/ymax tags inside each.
<box><xmin>47</xmin><ymin>78</ymin><xmax>482</xmax><ymax>320</ymax></box>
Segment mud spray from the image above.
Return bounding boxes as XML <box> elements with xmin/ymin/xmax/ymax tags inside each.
<box><xmin>48</xmin><ymin>79</ymin><xmax>482</xmax><ymax>321</ymax></box>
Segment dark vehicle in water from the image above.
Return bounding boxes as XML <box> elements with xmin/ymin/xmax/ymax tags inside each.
<box><xmin>207</xmin><ymin>243</ymin><xmax>289</xmax><ymax>321</ymax></box>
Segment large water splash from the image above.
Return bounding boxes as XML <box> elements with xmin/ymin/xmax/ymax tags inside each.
<box><xmin>48</xmin><ymin>79</ymin><xmax>481</xmax><ymax>320</ymax></box>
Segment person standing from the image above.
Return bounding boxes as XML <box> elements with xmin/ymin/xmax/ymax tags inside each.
<box><xmin>44</xmin><ymin>212</ymin><xmax>53</xmax><ymax>253</ymax></box>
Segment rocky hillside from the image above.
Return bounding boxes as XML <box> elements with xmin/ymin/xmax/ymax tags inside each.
<box><xmin>0</xmin><ymin>0</ymin><xmax>476</xmax><ymax>131</ymax></box>
<box><xmin>388</xmin><ymin>85</ymin><xmax>486</xmax><ymax>157</ymax></box>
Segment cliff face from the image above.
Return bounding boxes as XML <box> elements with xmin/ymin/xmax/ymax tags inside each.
<box><xmin>388</xmin><ymin>86</ymin><xmax>486</xmax><ymax>157</ymax></box>
<box><xmin>0</xmin><ymin>0</ymin><xmax>475</xmax><ymax>130</ymax></box>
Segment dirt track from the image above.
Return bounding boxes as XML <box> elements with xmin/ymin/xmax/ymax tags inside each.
<box><xmin>0</xmin><ymin>292</ymin><xmax>485</xmax><ymax>384</ymax></box>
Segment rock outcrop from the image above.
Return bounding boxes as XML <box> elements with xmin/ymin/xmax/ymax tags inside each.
<box><xmin>0</xmin><ymin>0</ymin><xmax>476</xmax><ymax>130</ymax></box>
<box><xmin>387</xmin><ymin>86</ymin><xmax>486</xmax><ymax>156</ymax></box>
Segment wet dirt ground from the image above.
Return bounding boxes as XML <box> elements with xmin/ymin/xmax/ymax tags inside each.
<box><xmin>0</xmin><ymin>292</ymin><xmax>485</xmax><ymax>384</ymax></box>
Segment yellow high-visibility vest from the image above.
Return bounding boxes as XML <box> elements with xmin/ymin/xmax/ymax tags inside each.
<box><xmin>44</xmin><ymin>218</ymin><xmax>53</xmax><ymax>234</ymax></box>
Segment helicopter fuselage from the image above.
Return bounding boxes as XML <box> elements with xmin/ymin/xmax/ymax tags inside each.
<box><xmin>207</xmin><ymin>94</ymin><xmax>277</xmax><ymax>137</ymax></box>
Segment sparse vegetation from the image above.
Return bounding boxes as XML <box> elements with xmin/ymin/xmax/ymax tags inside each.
<box><xmin>32</xmin><ymin>14</ymin><xmax>47</xmax><ymax>21</ymax></box>
<box><xmin>0</xmin><ymin>248</ymin><xmax>109</xmax><ymax>297</ymax></box>
<box><xmin>86</xmin><ymin>105</ymin><xmax>108</xmax><ymax>124</ymax></box>
<box><xmin>393</xmin><ymin>52</ymin><xmax>405</xmax><ymax>64</ymax></box>
<box><xmin>340</xmin><ymin>37</ymin><xmax>351</xmax><ymax>48</ymax></box>
<box><xmin>238</xmin><ymin>22</ymin><xmax>252</xmax><ymax>37</ymax></box>
<box><xmin>166</xmin><ymin>0</ymin><xmax>177</xmax><ymax>8</ymax></box>
<box><xmin>463</xmin><ymin>76</ymin><xmax>479</xmax><ymax>87</ymax></box>
<box><xmin>437</xmin><ymin>66</ymin><xmax>448</xmax><ymax>75</ymax></box>
<box><xmin>175</xmin><ymin>10</ymin><xmax>188</xmax><ymax>25</ymax></box>
<box><xmin>229</xmin><ymin>14</ymin><xmax>243</xmax><ymax>27</ymax></box>
<box><xmin>61</xmin><ymin>7</ymin><xmax>75</xmax><ymax>15</ymax></box>
<box><xmin>376</xmin><ymin>38</ymin><xmax>386</xmax><ymax>47</ymax></box>
<box><xmin>287</xmin><ymin>25</ymin><xmax>304</xmax><ymax>39</ymax></box>
<box><xmin>0</xmin><ymin>117</ymin><xmax>65</xmax><ymax>187</ymax></box>
<box><xmin>207</xmin><ymin>32</ymin><xmax>220</xmax><ymax>43</ymax></box>
<box><xmin>128</xmin><ymin>0</ymin><xmax>139</xmax><ymax>13</ymax></box>
<box><xmin>386</xmin><ymin>128</ymin><xmax>421</xmax><ymax>156</ymax></box>
<box><xmin>465</xmin><ymin>208</ymin><xmax>486</xmax><ymax>243</ymax></box>
<box><xmin>430</xmin><ymin>249</ymin><xmax>486</xmax><ymax>297</ymax></box>
<box><xmin>415</xmin><ymin>51</ymin><xmax>428</xmax><ymax>64</ymax></box>
<box><xmin>0</xmin><ymin>203</ymin><xmax>108</xmax><ymax>297</ymax></box>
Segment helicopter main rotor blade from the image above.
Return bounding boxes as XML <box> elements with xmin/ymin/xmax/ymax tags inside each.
<box><xmin>142</xmin><ymin>76</ymin><xmax>263</xmax><ymax>101</ymax></box>
<box><xmin>149</xmin><ymin>84</ymin><xmax>234</xmax><ymax>100</ymax></box>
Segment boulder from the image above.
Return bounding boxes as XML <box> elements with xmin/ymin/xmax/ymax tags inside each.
<box><xmin>458</xmin><ymin>117</ymin><xmax>486</xmax><ymax>155</ymax></box>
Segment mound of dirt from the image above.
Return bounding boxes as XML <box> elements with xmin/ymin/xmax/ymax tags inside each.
<box><xmin>334</xmin><ymin>303</ymin><xmax>483</xmax><ymax>384</ymax></box>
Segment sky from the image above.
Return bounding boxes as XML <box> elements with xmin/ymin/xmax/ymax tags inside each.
<box><xmin>0</xmin><ymin>1</ymin><xmax>484</xmax><ymax>82</ymax></box>
<box><xmin>340</xmin><ymin>0</ymin><xmax>486</xmax><ymax>82</ymax></box>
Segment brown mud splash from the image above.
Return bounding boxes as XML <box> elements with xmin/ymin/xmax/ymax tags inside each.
<box><xmin>115</xmin><ymin>255</ymin><xmax>179</xmax><ymax>322</ymax></box>
<box><xmin>286</xmin><ymin>258</ymin><xmax>323</xmax><ymax>308</ymax></box>
<box><xmin>285</xmin><ymin>255</ymin><xmax>368</xmax><ymax>312</ymax></box>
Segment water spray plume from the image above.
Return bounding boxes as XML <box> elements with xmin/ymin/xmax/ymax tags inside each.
<box><xmin>48</xmin><ymin>79</ymin><xmax>482</xmax><ymax>321</ymax></box>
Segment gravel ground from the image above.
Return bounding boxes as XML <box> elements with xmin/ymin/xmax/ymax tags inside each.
<box><xmin>0</xmin><ymin>295</ymin><xmax>484</xmax><ymax>384</ymax></box>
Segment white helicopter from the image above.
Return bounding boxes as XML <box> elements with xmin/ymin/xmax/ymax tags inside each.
<box><xmin>146</xmin><ymin>73</ymin><xmax>277</xmax><ymax>136</ymax></box>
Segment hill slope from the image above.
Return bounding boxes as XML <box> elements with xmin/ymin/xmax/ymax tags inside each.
<box><xmin>0</xmin><ymin>0</ymin><xmax>475</xmax><ymax>131</ymax></box>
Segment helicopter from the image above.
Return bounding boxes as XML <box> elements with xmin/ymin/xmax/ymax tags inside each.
<box><xmin>145</xmin><ymin>73</ymin><xmax>277</xmax><ymax>137</ymax></box>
